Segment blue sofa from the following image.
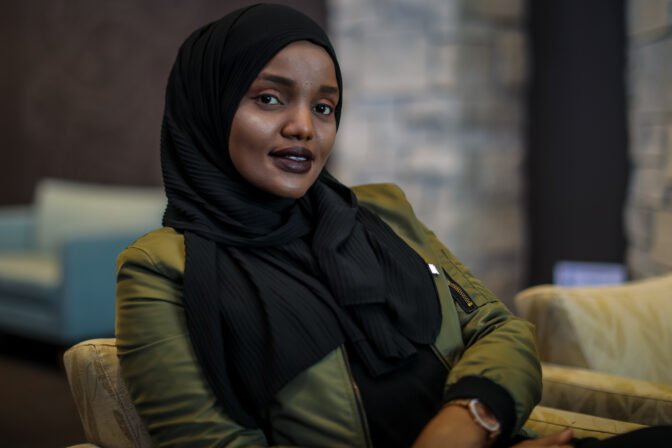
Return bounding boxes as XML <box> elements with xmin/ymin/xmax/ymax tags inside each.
<box><xmin>0</xmin><ymin>179</ymin><xmax>165</xmax><ymax>344</ymax></box>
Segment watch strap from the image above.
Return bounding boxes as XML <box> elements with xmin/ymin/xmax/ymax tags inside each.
<box><xmin>446</xmin><ymin>398</ymin><xmax>502</xmax><ymax>442</ymax></box>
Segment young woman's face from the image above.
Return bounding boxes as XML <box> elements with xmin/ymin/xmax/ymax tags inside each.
<box><xmin>228</xmin><ymin>40</ymin><xmax>339</xmax><ymax>198</ymax></box>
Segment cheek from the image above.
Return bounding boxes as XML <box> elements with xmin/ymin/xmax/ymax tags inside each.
<box><xmin>320</xmin><ymin>126</ymin><xmax>337</xmax><ymax>162</ymax></box>
<box><xmin>229</xmin><ymin>109</ymin><xmax>273</xmax><ymax>164</ymax></box>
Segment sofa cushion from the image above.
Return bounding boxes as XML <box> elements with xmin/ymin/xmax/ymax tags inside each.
<box><xmin>34</xmin><ymin>179</ymin><xmax>166</xmax><ymax>252</ymax></box>
<box><xmin>515</xmin><ymin>274</ymin><xmax>672</xmax><ymax>385</ymax></box>
<box><xmin>0</xmin><ymin>251</ymin><xmax>60</xmax><ymax>302</ymax></box>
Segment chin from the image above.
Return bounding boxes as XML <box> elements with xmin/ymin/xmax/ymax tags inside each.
<box><xmin>275</xmin><ymin>187</ymin><xmax>309</xmax><ymax>199</ymax></box>
<box><xmin>264</xmin><ymin>178</ymin><xmax>315</xmax><ymax>199</ymax></box>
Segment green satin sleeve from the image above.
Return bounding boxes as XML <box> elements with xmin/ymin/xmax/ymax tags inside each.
<box><xmin>428</xmin><ymin>229</ymin><xmax>542</xmax><ymax>433</ymax></box>
<box><xmin>115</xmin><ymin>229</ymin><xmax>274</xmax><ymax>447</ymax></box>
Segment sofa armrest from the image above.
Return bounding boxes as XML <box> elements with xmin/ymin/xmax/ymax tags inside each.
<box><xmin>0</xmin><ymin>206</ymin><xmax>35</xmax><ymax>250</ymax></box>
<box><xmin>58</xmin><ymin>234</ymin><xmax>145</xmax><ymax>342</ymax></box>
<box><xmin>540</xmin><ymin>363</ymin><xmax>672</xmax><ymax>426</ymax></box>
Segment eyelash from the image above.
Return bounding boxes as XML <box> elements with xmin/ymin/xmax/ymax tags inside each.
<box><xmin>252</xmin><ymin>94</ymin><xmax>334</xmax><ymax>116</ymax></box>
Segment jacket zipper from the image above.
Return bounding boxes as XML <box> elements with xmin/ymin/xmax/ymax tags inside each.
<box><xmin>341</xmin><ymin>346</ymin><xmax>373</xmax><ymax>448</ymax></box>
<box><xmin>443</xmin><ymin>269</ymin><xmax>477</xmax><ymax>313</ymax></box>
<box><xmin>430</xmin><ymin>344</ymin><xmax>451</xmax><ymax>371</ymax></box>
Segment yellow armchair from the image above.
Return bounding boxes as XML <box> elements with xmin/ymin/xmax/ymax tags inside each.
<box><xmin>515</xmin><ymin>274</ymin><xmax>672</xmax><ymax>426</ymax></box>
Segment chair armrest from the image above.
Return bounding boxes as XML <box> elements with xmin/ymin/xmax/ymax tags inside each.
<box><xmin>524</xmin><ymin>405</ymin><xmax>645</xmax><ymax>440</ymax></box>
<box><xmin>59</xmin><ymin>234</ymin><xmax>146</xmax><ymax>342</ymax></box>
<box><xmin>540</xmin><ymin>363</ymin><xmax>672</xmax><ymax>426</ymax></box>
<box><xmin>0</xmin><ymin>206</ymin><xmax>35</xmax><ymax>250</ymax></box>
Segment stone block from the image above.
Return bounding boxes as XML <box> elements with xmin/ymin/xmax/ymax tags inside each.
<box><xmin>467</xmin><ymin>0</ymin><xmax>525</xmax><ymax>21</ymax></box>
<box><xmin>627</xmin><ymin>0</ymin><xmax>671</xmax><ymax>39</ymax></box>
<box><xmin>665</xmin><ymin>129</ymin><xmax>672</xmax><ymax>182</ymax></box>
<box><xmin>624</xmin><ymin>205</ymin><xmax>652</xmax><ymax>250</ymax></box>
<box><xmin>426</xmin><ymin>0</ymin><xmax>461</xmax><ymax>38</ymax></box>
<box><xmin>628</xmin><ymin>246</ymin><xmax>672</xmax><ymax>279</ymax></box>
<box><xmin>651</xmin><ymin>211</ymin><xmax>672</xmax><ymax>268</ymax></box>
<box><xmin>360</xmin><ymin>29</ymin><xmax>428</xmax><ymax>94</ymax></box>
<box><xmin>629</xmin><ymin>38</ymin><xmax>672</xmax><ymax>113</ymax></box>
<box><xmin>494</xmin><ymin>30</ymin><xmax>527</xmax><ymax>88</ymax></box>
<box><xmin>629</xmin><ymin>124</ymin><xmax>667</xmax><ymax>166</ymax></box>
<box><xmin>464</xmin><ymin>98</ymin><xmax>523</xmax><ymax>128</ymax></box>
<box><xmin>401</xmin><ymin>94</ymin><xmax>463</xmax><ymax>128</ymax></box>
<box><xmin>429</xmin><ymin>44</ymin><xmax>460</xmax><ymax>88</ymax></box>
<box><xmin>472</xmin><ymin>147</ymin><xmax>524</xmax><ymax>202</ymax></box>
<box><xmin>429</xmin><ymin>43</ymin><xmax>491</xmax><ymax>92</ymax></box>
<box><xmin>439</xmin><ymin>204</ymin><xmax>525</xmax><ymax>257</ymax></box>
<box><xmin>628</xmin><ymin>167</ymin><xmax>666</xmax><ymax>208</ymax></box>
<box><xmin>327</xmin><ymin>0</ymin><xmax>378</xmax><ymax>34</ymax></box>
<box><xmin>403</xmin><ymin>144</ymin><xmax>468</xmax><ymax>182</ymax></box>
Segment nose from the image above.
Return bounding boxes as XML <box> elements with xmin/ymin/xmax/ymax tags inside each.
<box><xmin>282</xmin><ymin>103</ymin><xmax>314</xmax><ymax>141</ymax></box>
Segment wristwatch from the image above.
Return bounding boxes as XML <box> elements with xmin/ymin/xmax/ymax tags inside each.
<box><xmin>446</xmin><ymin>398</ymin><xmax>501</xmax><ymax>443</ymax></box>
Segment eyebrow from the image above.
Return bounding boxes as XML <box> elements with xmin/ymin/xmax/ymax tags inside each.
<box><xmin>259</xmin><ymin>74</ymin><xmax>339</xmax><ymax>95</ymax></box>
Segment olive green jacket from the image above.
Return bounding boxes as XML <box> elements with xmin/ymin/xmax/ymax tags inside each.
<box><xmin>116</xmin><ymin>183</ymin><xmax>541</xmax><ymax>447</ymax></box>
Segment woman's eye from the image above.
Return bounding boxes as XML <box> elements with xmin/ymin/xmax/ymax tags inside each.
<box><xmin>314</xmin><ymin>103</ymin><xmax>333</xmax><ymax>115</ymax></box>
<box><xmin>256</xmin><ymin>94</ymin><xmax>280</xmax><ymax>105</ymax></box>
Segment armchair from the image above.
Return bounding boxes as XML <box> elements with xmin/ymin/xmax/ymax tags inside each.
<box><xmin>515</xmin><ymin>274</ymin><xmax>672</xmax><ymax>425</ymax></box>
<box><xmin>63</xmin><ymin>339</ymin><xmax>647</xmax><ymax>448</ymax></box>
<box><xmin>0</xmin><ymin>179</ymin><xmax>165</xmax><ymax>344</ymax></box>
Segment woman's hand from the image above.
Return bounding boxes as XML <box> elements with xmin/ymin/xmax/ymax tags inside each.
<box><xmin>511</xmin><ymin>429</ymin><xmax>574</xmax><ymax>447</ymax></box>
<box><xmin>412</xmin><ymin>404</ymin><xmax>489</xmax><ymax>448</ymax></box>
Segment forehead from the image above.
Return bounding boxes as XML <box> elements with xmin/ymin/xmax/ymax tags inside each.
<box><xmin>256</xmin><ymin>41</ymin><xmax>338</xmax><ymax>87</ymax></box>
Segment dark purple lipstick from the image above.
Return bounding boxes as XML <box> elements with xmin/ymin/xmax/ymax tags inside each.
<box><xmin>270</xmin><ymin>147</ymin><xmax>314</xmax><ymax>174</ymax></box>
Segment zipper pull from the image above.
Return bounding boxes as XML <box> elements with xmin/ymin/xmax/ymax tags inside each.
<box><xmin>443</xmin><ymin>269</ymin><xmax>477</xmax><ymax>314</ymax></box>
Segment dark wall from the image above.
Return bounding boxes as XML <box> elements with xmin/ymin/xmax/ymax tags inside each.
<box><xmin>526</xmin><ymin>0</ymin><xmax>629</xmax><ymax>285</ymax></box>
<box><xmin>0</xmin><ymin>0</ymin><xmax>326</xmax><ymax>205</ymax></box>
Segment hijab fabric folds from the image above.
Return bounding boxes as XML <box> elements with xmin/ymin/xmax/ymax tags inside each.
<box><xmin>160</xmin><ymin>3</ymin><xmax>441</xmax><ymax>427</ymax></box>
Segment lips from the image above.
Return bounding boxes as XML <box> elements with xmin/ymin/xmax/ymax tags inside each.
<box><xmin>270</xmin><ymin>146</ymin><xmax>314</xmax><ymax>174</ymax></box>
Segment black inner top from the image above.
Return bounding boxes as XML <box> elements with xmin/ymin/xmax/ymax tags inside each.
<box><xmin>348</xmin><ymin>343</ymin><xmax>448</xmax><ymax>448</ymax></box>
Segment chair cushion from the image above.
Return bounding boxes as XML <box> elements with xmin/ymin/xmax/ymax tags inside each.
<box><xmin>0</xmin><ymin>251</ymin><xmax>60</xmax><ymax>302</ymax></box>
<box><xmin>515</xmin><ymin>274</ymin><xmax>672</xmax><ymax>385</ymax></box>
<box><xmin>63</xmin><ymin>339</ymin><xmax>153</xmax><ymax>448</ymax></box>
<box><xmin>34</xmin><ymin>179</ymin><xmax>166</xmax><ymax>252</ymax></box>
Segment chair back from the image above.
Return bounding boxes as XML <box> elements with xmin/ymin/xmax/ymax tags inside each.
<box><xmin>515</xmin><ymin>274</ymin><xmax>672</xmax><ymax>385</ymax></box>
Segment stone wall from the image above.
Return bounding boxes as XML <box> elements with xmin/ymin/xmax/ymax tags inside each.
<box><xmin>625</xmin><ymin>1</ymin><xmax>672</xmax><ymax>278</ymax></box>
<box><xmin>328</xmin><ymin>0</ymin><xmax>528</xmax><ymax>306</ymax></box>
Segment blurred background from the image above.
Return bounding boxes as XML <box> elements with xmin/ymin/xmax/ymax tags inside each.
<box><xmin>0</xmin><ymin>0</ymin><xmax>670</xmax><ymax>446</ymax></box>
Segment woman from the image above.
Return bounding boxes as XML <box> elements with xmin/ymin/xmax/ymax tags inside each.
<box><xmin>116</xmin><ymin>4</ymin><xmax>669</xmax><ymax>447</ymax></box>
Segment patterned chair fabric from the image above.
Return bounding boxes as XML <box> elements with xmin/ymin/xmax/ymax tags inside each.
<box><xmin>63</xmin><ymin>339</ymin><xmax>153</xmax><ymax>448</ymax></box>
<box><xmin>63</xmin><ymin>339</ymin><xmax>650</xmax><ymax>447</ymax></box>
<box><xmin>515</xmin><ymin>274</ymin><xmax>672</xmax><ymax>386</ymax></box>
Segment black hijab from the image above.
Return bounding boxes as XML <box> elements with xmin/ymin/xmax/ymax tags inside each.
<box><xmin>161</xmin><ymin>3</ymin><xmax>441</xmax><ymax>427</ymax></box>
